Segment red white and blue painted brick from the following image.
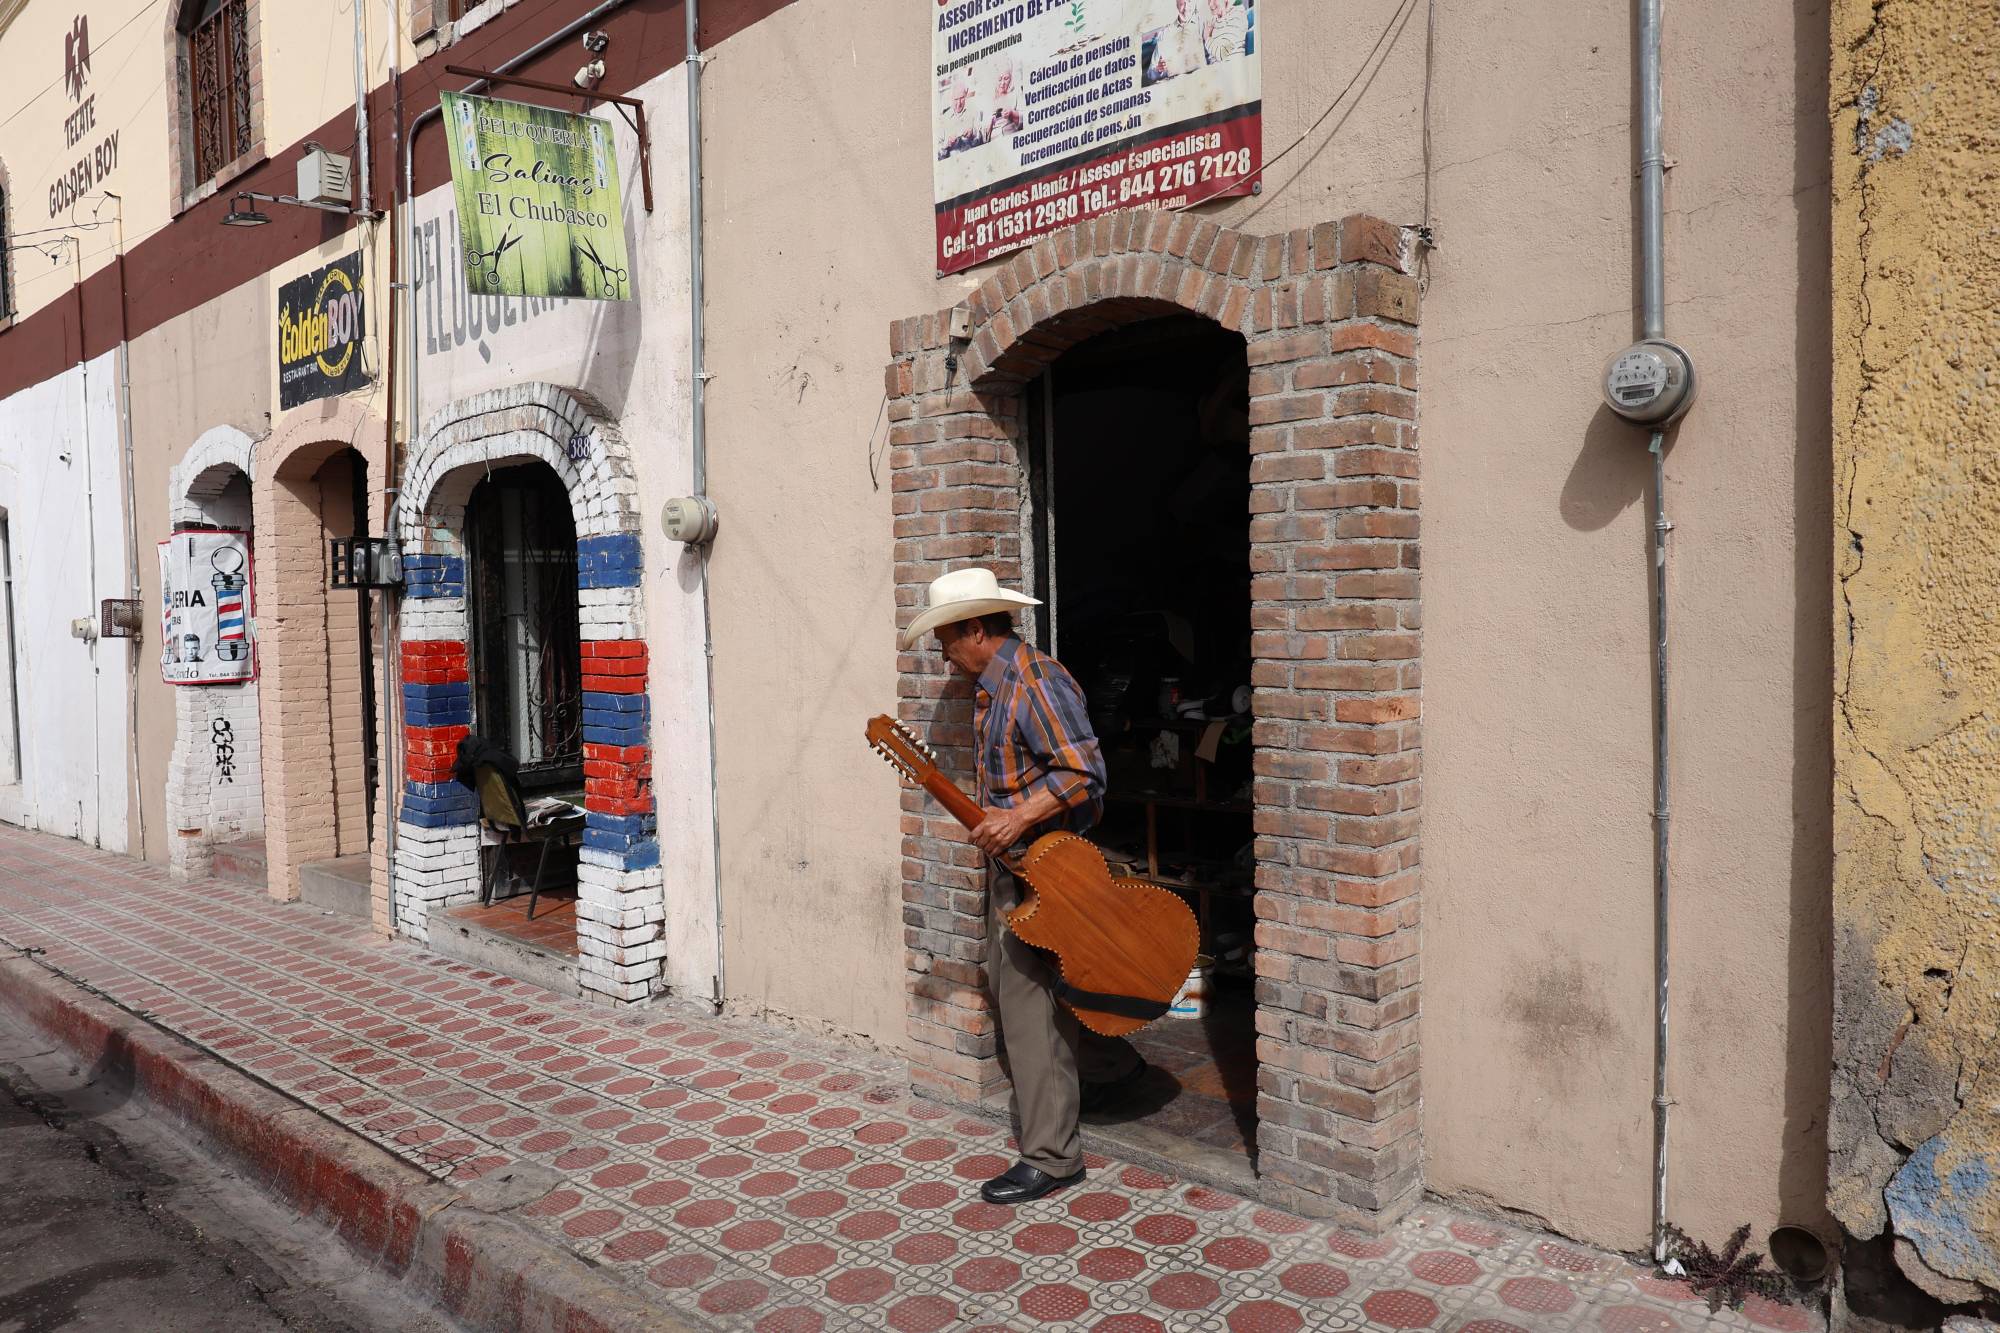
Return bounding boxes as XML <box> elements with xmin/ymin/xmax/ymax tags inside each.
<box><xmin>392</xmin><ymin>384</ymin><xmax>665</xmax><ymax>1006</ymax></box>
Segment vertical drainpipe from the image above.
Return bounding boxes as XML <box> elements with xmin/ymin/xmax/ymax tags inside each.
<box><xmin>71</xmin><ymin>243</ymin><xmax>103</xmax><ymax>848</ymax></box>
<box><xmin>686</xmin><ymin>0</ymin><xmax>727</xmax><ymax>1014</ymax></box>
<box><xmin>352</xmin><ymin>0</ymin><xmax>373</xmax><ymax>219</ymax></box>
<box><xmin>105</xmin><ymin>195</ymin><xmax>146</xmax><ymax>860</ymax></box>
<box><xmin>382</xmin><ymin>0</ymin><xmax>405</xmax><ymax>928</ymax></box>
<box><xmin>1636</xmin><ymin>0</ymin><xmax>1675</xmax><ymax>1265</ymax></box>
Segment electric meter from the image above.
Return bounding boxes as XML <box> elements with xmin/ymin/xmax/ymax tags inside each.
<box><xmin>661</xmin><ymin>496</ymin><xmax>719</xmax><ymax>546</ymax></box>
<box><xmin>1601</xmin><ymin>339</ymin><xmax>1697</xmax><ymax>427</ymax></box>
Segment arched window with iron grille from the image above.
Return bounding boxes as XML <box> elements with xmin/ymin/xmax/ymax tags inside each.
<box><xmin>178</xmin><ymin>0</ymin><xmax>253</xmax><ymax>185</ymax></box>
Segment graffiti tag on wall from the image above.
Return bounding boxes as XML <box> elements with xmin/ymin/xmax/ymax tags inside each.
<box><xmin>211</xmin><ymin>717</ymin><xmax>235</xmax><ymax>783</ymax></box>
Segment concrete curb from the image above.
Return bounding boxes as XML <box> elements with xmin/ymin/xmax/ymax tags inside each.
<box><xmin>0</xmin><ymin>952</ymin><xmax>703</xmax><ymax>1333</ymax></box>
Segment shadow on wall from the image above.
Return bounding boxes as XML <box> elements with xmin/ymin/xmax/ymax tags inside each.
<box><xmin>1785</xmin><ymin>0</ymin><xmax>1834</xmax><ymax>1246</ymax></box>
<box><xmin>1557</xmin><ymin>406</ymin><xmax>1662</xmax><ymax>534</ymax></box>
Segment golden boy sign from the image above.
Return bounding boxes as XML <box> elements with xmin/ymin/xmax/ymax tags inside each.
<box><xmin>441</xmin><ymin>92</ymin><xmax>632</xmax><ymax>302</ymax></box>
<box><xmin>278</xmin><ymin>253</ymin><xmax>371</xmax><ymax>409</ymax></box>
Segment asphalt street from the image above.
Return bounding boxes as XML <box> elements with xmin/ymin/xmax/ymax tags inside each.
<box><xmin>0</xmin><ymin>1007</ymin><xmax>457</xmax><ymax>1333</ymax></box>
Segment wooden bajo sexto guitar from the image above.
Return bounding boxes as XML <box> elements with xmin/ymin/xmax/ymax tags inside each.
<box><xmin>865</xmin><ymin>714</ymin><xmax>1200</xmax><ymax>1038</ymax></box>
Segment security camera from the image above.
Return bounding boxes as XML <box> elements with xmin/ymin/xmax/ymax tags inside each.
<box><xmin>582</xmin><ymin>29</ymin><xmax>609</xmax><ymax>52</ymax></box>
<box><xmin>574</xmin><ymin>58</ymin><xmax>605</xmax><ymax>89</ymax></box>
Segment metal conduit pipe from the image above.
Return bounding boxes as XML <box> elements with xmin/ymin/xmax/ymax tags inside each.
<box><xmin>1636</xmin><ymin>0</ymin><xmax>1675</xmax><ymax>1265</ymax></box>
<box><xmin>685</xmin><ymin>0</ymin><xmax>727</xmax><ymax>1015</ymax></box>
<box><xmin>106</xmin><ymin>195</ymin><xmax>146</xmax><ymax>859</ymax></box>
<box><xmin>383</xmin><ymin>0</ymin><xmax>404</xmax><ymax>927</ymax></box>
<box><xmin>352</xmin><ymin>0</ymin><xmax>373</xmax><ymax>218</ymax></box>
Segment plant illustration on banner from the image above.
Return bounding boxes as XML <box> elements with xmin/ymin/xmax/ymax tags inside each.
<box><xmin>442</xmin><ymin>91</ymin><xmax>632</xmax><ymax>302</ymax></box>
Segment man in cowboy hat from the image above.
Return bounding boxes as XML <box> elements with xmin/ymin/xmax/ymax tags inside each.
<box><xmin>903</xmin><ymin>568</ymin><xmax>1148</xmax><ymax>1204</ymax></box>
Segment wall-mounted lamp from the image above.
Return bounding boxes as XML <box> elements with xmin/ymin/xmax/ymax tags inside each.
<box><xmin>222</xmin><ymin>192</ymin><xmax>271</xmax><ymax>227</ymax></box>
<box><xmin>329</xmin><ymin>536</ymin><xmax>403</xmax><ymax>589</ymax></box>
<box><xmin>220</xmin><ymin>188</ymin><xmax>381</xmax><ymax>228</ymax></box>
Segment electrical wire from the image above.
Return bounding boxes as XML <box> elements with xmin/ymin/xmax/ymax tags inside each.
<box><xmin>0</xmin><ymin>0</ymin><xmax>169</xmax><ymax>132</ymax></box>
<box><xmin>1416</xmin><ymin>0</ymin><xmax>1438</xmax><ymax>289</ymax></box>
<box><xmin>1169</xmin><ymin>0</ymin><xmax>1421</xmax><ymax>214</ymax></box>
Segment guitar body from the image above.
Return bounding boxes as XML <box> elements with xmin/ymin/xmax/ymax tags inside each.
<box><xmin>1009</xmin><ymin>832</ymin><xmax>1202</xmax><ymax>1038</ymax></box>
<box><xmin>865</xmin><ymin>713</ymin><xmax>1201</xmax><ymax>1037</ymax></box>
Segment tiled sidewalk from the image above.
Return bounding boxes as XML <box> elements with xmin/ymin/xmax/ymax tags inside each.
<box><xmin>0</xmin><ymin>826</ymin><xmax>1818</xmax><ymax>1333</ymax></box>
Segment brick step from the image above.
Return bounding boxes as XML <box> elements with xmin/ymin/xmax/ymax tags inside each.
<box><xmin>298</xmin><ymin>854</ymin><xmax>371</xmax><ymax>920</ymax></box>
<box><xmin>430</xmin><ymin>899</ymin><xmax>581</xmax><ymax>1000</ymax></box>
<box><xmin>209</xmin><ymin>837</ymin><xmax>267</xmax><ymax>891</ymax></box>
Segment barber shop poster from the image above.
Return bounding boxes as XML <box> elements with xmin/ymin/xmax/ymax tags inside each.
<box><xmin>932</xmin><ymin>0</ymin><xmax>1261</xmax><ymax>274</ymax></box>
<box><xmin>159</xmin><ymin>531</ymin><xmax>256</xmax><ymax>685</ymax></box>
<box><xmin>441</xmin><ymin>91</ymin><xmax>631</xmax><ymax>302</ymax></box>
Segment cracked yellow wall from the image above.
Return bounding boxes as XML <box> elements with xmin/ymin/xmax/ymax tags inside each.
<box><xmin>1829</xmin><ymin>0</ymin><xmax>2000</xmax><ymax>1305</ymax></box>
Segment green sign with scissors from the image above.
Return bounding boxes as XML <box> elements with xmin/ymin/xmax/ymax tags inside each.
<box><xmin>441</xmin><ymin>91</ymin><xmax>631</xmax><ymax>302</ymax></box>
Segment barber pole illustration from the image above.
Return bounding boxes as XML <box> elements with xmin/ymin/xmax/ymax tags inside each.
<box><xmin>159</xmin><ymin>531</ymin><xmax>256</xmax><ymax>685</ymax></box>
<box><xmin>211</xmin><ymin>547</ymin><xmax>249</xmax><ymax>663</ymax></box>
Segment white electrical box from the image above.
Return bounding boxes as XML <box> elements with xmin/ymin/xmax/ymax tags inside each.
<box><xmin>297</xmin><ymin>149</ymin><xmax>354</xmax><ymax>206</ymax></box>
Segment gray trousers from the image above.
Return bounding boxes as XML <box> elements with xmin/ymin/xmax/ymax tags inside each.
<box><xmin>988</xmin><ymin>864</ymin><xmax>1141</xmax><ymax>1176</ymax></box>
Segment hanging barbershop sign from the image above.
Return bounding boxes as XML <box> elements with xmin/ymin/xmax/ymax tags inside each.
<box><xmin>441</xmin><ymin>91</ymin><xmax>632</xmax><ymax>302</ymax></box>
<box><xmin>278</xmin><ymin>252</ymin><xmax>372</xmax><ymax>409</ymax></box>
<box><xmin>931</xmin><ymin>0</ymin><xmax>1262</xmax><ymax>275</ymax></box>
<box><xmin>159</xmin><ymin>530</ymin><xmax>256</xmax><ymax>685</ymax></box>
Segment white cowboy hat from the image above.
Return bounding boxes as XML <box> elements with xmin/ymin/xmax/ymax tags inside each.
<box><xmin>901</xmin><ymin>567</ymin><xmax>1041</xmax><ymax>649</ymax></box>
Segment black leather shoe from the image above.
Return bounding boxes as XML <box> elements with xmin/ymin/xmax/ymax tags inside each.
<box><xmin>1080</xmin><ymin>1058</ymin><xmax>1149</xmax><ymax>1114</ymax></box>
<box><xmin>980</xmin><ymin>1160</ymin><xmax>1084</xmax><ymax>1204</ymax></box>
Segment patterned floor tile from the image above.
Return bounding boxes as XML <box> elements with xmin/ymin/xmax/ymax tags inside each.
<box><xmin>0</xmin><ymin>825</ymin><xmax>1820</xmax><ymax>1333</ymax></box>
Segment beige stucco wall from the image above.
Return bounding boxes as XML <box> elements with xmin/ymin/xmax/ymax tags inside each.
<box><xmin>1827</xmin><ymin>0</ymin><xmax>2000</xmax><ymax>1306</ymax></box>
<box><xmin>127</xmin><ymin>219</ymin><xmax>396</xmax><ymax>871</ymax></box>
<box><xmin>701</xmin><ymin>0</ymin><xmax>1832</xmax><ymax>1252</ymax></box>
<box><xmin>126</xmin><ymin>276</ymin><xmax>273</xmax><ymax>867</ymax></box>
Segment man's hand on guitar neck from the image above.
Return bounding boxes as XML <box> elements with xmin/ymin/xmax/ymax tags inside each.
<box><xmin>969</xmin><ymin>787</ymin><xmax>1066</xmax><ymax>858</ymax></box>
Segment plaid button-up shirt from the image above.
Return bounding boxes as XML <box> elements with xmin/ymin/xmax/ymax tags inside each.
<box><xmin>973</xmin><ymin>637</ymin><xmax>1106</xmax><ymax>842</ymax></box>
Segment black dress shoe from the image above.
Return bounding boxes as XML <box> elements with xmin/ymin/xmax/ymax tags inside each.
<box><xmin>980</xmin><ymin>1160</ymin><xmax>1085</xmax><ymax>1204</ymax></box>
<box><xmin>1080</xmin><ymin>1057</ymin><xmax>1149</xmax><ymax>1114</ymax></box>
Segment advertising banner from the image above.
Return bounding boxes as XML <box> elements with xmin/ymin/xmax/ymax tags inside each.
<box><xmin>932</xmin><ymin>0</ymin><xmax>1260</xmax><ymax>275</ymax></box>
<box><xmin>159</xmin><ymin>531</ymin><xmax>255</xmax><ymax>686</ymax></box>
<box><xmin>441</xmin><ymin>91</ymin><xmax>631</xmax><ymax>302</ymax></box>
<box><xmin>278</xmin><ymin>252</ymin><xmax>370</xmax><ymax>409</ymax></box>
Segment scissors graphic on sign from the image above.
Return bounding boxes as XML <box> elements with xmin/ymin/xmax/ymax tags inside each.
<box><xmin>467</xmin><ymin>225</ymin><xmax>523</xmax><ymax>289</ymax></box>
<box><xmin>573</xmin><ymin>235</ymin><xmax>628</xmax><ymax>299</ymax></box>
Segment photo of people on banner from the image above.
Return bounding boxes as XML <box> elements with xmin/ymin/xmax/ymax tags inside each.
<box><xmin>1142</xmin><ymin>0</ymin><xmax>1253</xmax><ymax>84</ymax></box>
<box><xmin>932</xmin><ymin>0</ymin><xmax>1260</xmax><ymax>273</ymax></box>
<box><xmin>441</xmin><ymin>91</ymin><xmax>633</xmax><ymax>302</ymax></box>
<box><xmin>159</xmin><ymin>531</ymin><xmax>256</xmax><ymax>686</ymax></box>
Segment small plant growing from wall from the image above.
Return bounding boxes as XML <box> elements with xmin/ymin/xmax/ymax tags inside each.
<box><xmin>1659</xmin><ymin>1224</ymin><xmax>1799</xmax><ymax>1313</ymax></box>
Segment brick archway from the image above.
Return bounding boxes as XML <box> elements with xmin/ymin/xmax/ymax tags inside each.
<box><xmin>887</xmin><ymin>211</ymin><xmax>1423</xmax><ymax>1224</ymax></box>
<box><xmin>394</xmin><ymin>383</ymin><xmax>662</xmax><ymax>1006</ymax></box>
<box><xmin>254</xmin><ymin>401</ymin><xmax>390</xmax><ymax>905</ymax></box>
<box><xmin>165</xmin><ymin>425</ymin><xmax>261</xmax><ymax>881</ymax></box>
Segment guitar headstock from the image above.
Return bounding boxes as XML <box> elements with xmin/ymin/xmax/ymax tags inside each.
<box><xmin>865</xmin><ymin>714</ymin><xmax>938</xmax><ymax>787</ymax></box>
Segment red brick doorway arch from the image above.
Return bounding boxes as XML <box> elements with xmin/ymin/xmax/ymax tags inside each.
<box><xmin>887</xmin><ymin>211</ymin><xmax>1424</xmax><ymax>1225</ymax></box>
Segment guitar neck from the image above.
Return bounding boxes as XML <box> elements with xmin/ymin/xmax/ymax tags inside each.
<box><xmin>922</xmin><ymin>769</ymin><xmax>986</xmax><ymax>831</ymax></box>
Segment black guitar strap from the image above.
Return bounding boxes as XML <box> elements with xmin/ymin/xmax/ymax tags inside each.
<box><xmin>1054</xmin><ymin>981</ymin><xmax>1171</xmax><ymax>1021</ymax></box>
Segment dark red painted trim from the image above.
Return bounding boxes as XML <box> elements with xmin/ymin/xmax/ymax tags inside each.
<box><xmin>0</xmin><ymin>0</ymin><xmax>796</xmax><ymax>402</ymax></box>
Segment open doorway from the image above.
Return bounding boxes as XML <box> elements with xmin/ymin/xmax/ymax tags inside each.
<box><xmin>312</xmin><ymin>448</ymin><xmax>377</xmax><ymax>857</ymax></box>
<box><xmin>1028</xmin><ymin>316</ymin><xmax>1259</xmax><ymax>1171</ymax></box>
<box><xmin>461</xmin><ymin>462</ymin><xmax>585</xmax><ymax>941</ymax></box>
